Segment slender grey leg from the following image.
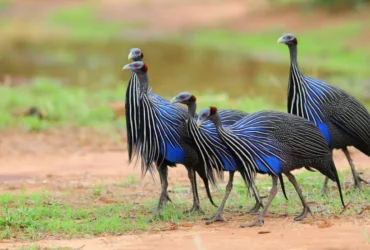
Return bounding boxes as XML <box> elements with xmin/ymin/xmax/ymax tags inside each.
<box><xmin>286</xmin><ymin>172</ymin><xmax>312</xmax><ymax>221</ymax></box>
<box><xmin>154</xmin><ymin>164</ymin><xmax>170</xmax><ymax>215</ymax></box>
<box><xmin>241</xmin><ymin>175</ymin><xmax>278</xmax><ymax>227</ymax></box>
<box><xmin>248</xmin><ymin>181</ymin><xmax>264</xmax><ymax>214</ymax></box>
<box><xmin>321</xmin><ymin>177</ymin><xmax>329</xmax><ymax>196</ymax></box>
<box><xmin>184</xmin><ymin>168</ymin><xmax>203</xmax><ymax>214</ymax></box>
<box><xmin>343</xmin><ymin>147</ymin><xmax>368</xmax><ymax>191</ymax></box>
<box><xmin>206</xmin><ymin>171</ymin><xmax>234</xmax><ymax>225</ymax></box>
<box><xmin>249</xmin><ymin>192</ymin><xmax>264</xmax><ymax>214</ymax></box>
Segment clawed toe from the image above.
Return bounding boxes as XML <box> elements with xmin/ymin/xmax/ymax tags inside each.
<box><xmin>183</xmin><ymin>206</ymin><xmax>204</xmax><ymax>215</ymax></box>
<box><xmin>358</xmin><ymin>176</ymin><xmax>369</xmax><ymax>184</ymax></box>
<box><xmin>321</xmin><ymin>188</ymin><xmax>328</xmax><ymax>197</ymax></box>
<box><xmin>240</xmin><ymin>219</ymin><xmax>264</xmax><ymax>228</ymax></box>
<box><xmin>206</xmin><ymin>214</ymin><xmax>226</xmax><ymax>225</ymax></box>
<box><xmin>294</xmin><ymin>206</ymin><xmax>312</xmax><ymax>221</ymax></box>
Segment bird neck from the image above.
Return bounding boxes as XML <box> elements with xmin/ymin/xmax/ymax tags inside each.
<box><xmin>135</xmin><ymin>72</ymin><xmax>149</xmax><ymax>93</ymax></box>
<box><xmin>211</xmin><ymin>113</ymin><xmax>222</xmax><ymax>131</ymax></box>
<box><xmin>288</xmin><ymin>44</ymin><xmax>300</xmax><ymax>72</ymax></box>
<box><xmin>187</xmin><ymin>102</ymin><xmax>197</xmax><ymax>118</ymax></box>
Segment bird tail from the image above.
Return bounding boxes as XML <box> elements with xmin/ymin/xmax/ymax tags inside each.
<box><xmin>330</xmin><ymin>160</ymin><xmax>345</xmax><ymax>208</ymax></box>
<box><xmin>278</xmin><ymin>174</ymin><xmax>288</xmax><ymax>200</ymax></box>
<box><xmin>201</xmin><ymin>177</ymin><xmax>218</xmax><ymax>208</ymax></box>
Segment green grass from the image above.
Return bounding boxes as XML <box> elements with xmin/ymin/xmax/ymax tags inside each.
<box><xmin>47</xmin><ymin>4</ymin><xmax>141</xmax><ymax>41</ymax></box>
<box><xmin>0</xmin><ymin>170</ymin><xmax>368</xmax><ymax>240</ymax></box>
<box><xmin>0</xmin><ymin>78</ymin><xmax>282</xmax><ymax>130</ymax></box>
<box><xmin>0</xmin><ymin>77</ymin><xmax>125</xmax><ymax>130</ymax></box>
<box><xmin>184</xmin><ymin>21</ymin><xmax>370</xmax><ymax>76</ymax></box>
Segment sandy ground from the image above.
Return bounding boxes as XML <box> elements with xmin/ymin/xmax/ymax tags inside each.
<box><xmin>0</xmin><ymin>129</ymin><xmax>369</xmax><ymax>249</ymax></box>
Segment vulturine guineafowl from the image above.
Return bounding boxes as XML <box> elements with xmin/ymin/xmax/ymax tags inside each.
<box><xmin>278</xmin><ymin>33</ymin><xmax>370</xmax><ymax>193</ymax></box>
<box><xmin>123</xmin><ymin>59</ymin><xmax>217</xmax><ymax>214</ymax></box>
<box><xmin>171</xmin><ymin>92</ymin><xmax>288</xmax><ymax>224</ymax></box>
<box><xmin>197</xmin><ymin>107</ymin><xmax>345</xmax><ymax>227</ymax></box>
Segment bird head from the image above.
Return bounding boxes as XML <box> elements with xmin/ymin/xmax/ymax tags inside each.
<box><xmin>170</xmin><ymin>92</ymin><xmax>196</xmax><ymax>105</ymax></box>
<box><xmin>122</xmin><ymin>61</ymin><xmax>148</xmax><ymax>73</ymax></box>
<box><xmin>197</xmin><ymin>106</ymin><xmax>218</xmax><ymax>127</ymax></box>
<box><xmin>128</xmin><ymin>48</ymin><xmax>144</xmax><ymax>61</ymax></box>
<box><xmin>277</xmin><ymin>33</ymin><xmax>298</xmax><ymax>46</ymax></box>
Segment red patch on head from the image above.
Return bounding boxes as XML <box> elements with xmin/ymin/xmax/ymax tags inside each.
<box><xmin>142</xmin><ymin>63</ymin><xmax>148</xmax><ymax>72</ymax></box>
<box><xmin>189</xmin><ymin>95</ymin><xmax>197</xmax><ymax>102</ymax></box>
<box><xmin>209</xmin><ymin>106</ymin><xmax>218</xmax><ymax>115</ymax></box>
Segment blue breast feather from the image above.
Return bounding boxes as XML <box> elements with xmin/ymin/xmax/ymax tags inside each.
<box><xmin>150</xmin><ymin>94</ymin><xmax>185</xmax><ymax>163</ymax></box>
<box><xmin>198</xmin><ymin>110</ymin><xmax>248</xmax><ymax>171</ymax></box>
<box><xmin>229</xmin><ymin>114</ymin><xmax>284</xmax><ymax>175</ymax></box>
<box><xmin>302</xmin><ymin>76</ymin><xmax>337</xmax><ymax>144</ymax></box>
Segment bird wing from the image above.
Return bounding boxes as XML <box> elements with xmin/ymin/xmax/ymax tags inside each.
<box><xmin>329</xmin><ymin>96</ymin><xmax>370</xmax><ymax>144</ymax></box>
<box><xmin>287</xmin><ymin>118</ymin><xmax>330</xmax><ymax>159</ymax></box>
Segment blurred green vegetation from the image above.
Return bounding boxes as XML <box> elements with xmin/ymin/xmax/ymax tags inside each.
<box><xmin>186</xmin><ymin>21</ymin><xmax>369</xmax><ymax>75</ymax></box>
<box><xmin>47</xmin><ymin>4</ymin><xmax>141</xmax><ymax>41</ymax></box>
<box><xmin>0</xmin><ymin>78</ymin><xmax>283</xmax><ymax>131</ymax></box>
<box><xmin>274</xmin><ymin>0</ymin><xmax>370</xmax><ymax>9</ymax></box>
<box><xmin>0</xmin><ymin>1</ymin><xmax>369</xmax><ymax>131</ymax></box>
<box><xmin>0</xmin><ymin>78</ymin><xmax>125</xmax><ymax>130</ymax></box>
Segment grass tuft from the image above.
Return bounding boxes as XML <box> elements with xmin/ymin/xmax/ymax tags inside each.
<box><xmin>0</xmin><ymin>169</ymin><xmax>368</xmax><ymax>240</ymax></box>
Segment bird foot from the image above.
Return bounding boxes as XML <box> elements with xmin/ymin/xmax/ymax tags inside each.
<box><xmin>183</xmin><ymin>205</ymin><xmax>204</xmax><ymax>215</ymax></box>
<box><xmin>205</xmin><ymin>214</ymin><xmax>226</xmax><ymax>225</ymax></box>
<box><xmin>153</xmin><ymin>193</ymin><xmax>172</xmax><ymax>216</ymax></box>
<box><xmin>321</xmin><ymin>186</ymin><xmax>328</xmax><ymax>197</ymax></box>
<box><xmin>249</xmin><ymin>202</ymin><xmax>263</xmax><ymax>214</ymax></box>
<box><xmin>294</xmin><ymin>205</ymin><xmax>312</xmax><ymax>221</ymax></box>
<box><xmin>145</xmin><ymin>213</ymin><xmax>164</xmax><ymax>223</ymax></box>
<box><xmin>240</xmin><ymin>218</ymin><xmax>264</xmax><ymax>228</ymax></box>
<box><xmin>166</xmin><ymin>194</ymin><xmax>172</xmax><ymax>203</ymax></box>
<box><xmin>358</xmin><ymin>176</ymin><xmax>369</xmax><ymax>184</ymax></box>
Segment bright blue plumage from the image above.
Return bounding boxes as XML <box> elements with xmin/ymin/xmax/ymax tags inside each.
<box><xmin>224</xmin><ymin>112</ymin><xmax>285</xmax><ymax>175</ymax></box>
<box><xmin>201</xmin><ymin>115</ymin><xmax>238</xmax><ymax>171</ymax></box>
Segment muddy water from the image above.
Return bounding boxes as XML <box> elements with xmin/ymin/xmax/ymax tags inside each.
<box><xmin>0</xmin><ymin>40</ymin><xmax>365</xmax><ymax>106</ymax></box>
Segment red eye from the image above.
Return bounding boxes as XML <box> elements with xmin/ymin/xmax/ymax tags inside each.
<box><xmin>286</xmin><ymin>36</ymin><xmax>292</xmax><ymax>40</ymax></box>
<box><xmin>134</xmin><ymin>63</ymin><xmax>139</xmax><ymax>67</ymax></box>
<box><xmin>202</xmin><ymin>113</ymin><xmax>207</xmax><ymax>117</ymax></box>
<box><xmin>180</xmin><ymin>95</ymin><xmax>185</xmax><ymax>99</ymax></box>
<box><xmin>135</xmin><ymin>51</ymin><xmax>140</xmax><ymax>55</ymax></box>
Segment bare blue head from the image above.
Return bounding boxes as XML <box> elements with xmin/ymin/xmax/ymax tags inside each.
<box><xmin>170</xmin><ymin>92</ymin><xmax>196</xmax><ymax>105</ymax></box>
<box><xmin>277</xmin><ymin>33</ymin><xmax>298</xmax><ymax>46</ymax></box>
<box><xmin>197</xmin><ymin>106</ymin><xmax>218</xmax><ymax>127</ymax></box>
<box><xmin>128</xmin><ymin>48</ymin><xmax>144</xmax><ymax>62</ymax></box>
<box><xmin>122</xmin><ymin>61</ymin><xmax>148</xmax><ymax>73</ymax></box>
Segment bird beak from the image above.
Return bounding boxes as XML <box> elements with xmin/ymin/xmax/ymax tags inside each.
<box><xmin>128</xmin><ymin>51</ymin><xmax>134</xmax><ymax>60</ymax></box>
<box><xmin>122</xmin><ymin>64</ymin><xmax>131</xmax><ymax>71</ymax></box>
<box><xmin>170</xmin><ymin>98</ymin><xmax>178</xmax><ymax>105</ymax></box>
<box><xmin>197</xmin><ymin>120</ymin><xmax>204</xmax><ymax>128</ymax></box>
<box><xmin>277</xmin><ymin>36</ymin><xmax>285</xmax><ymax>43</ymax></box>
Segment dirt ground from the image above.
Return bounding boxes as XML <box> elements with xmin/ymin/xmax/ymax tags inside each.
<box><xmin>0</xmin><ymin>129</ymin><xmax>369</xmax><ymax>249</ymax></box>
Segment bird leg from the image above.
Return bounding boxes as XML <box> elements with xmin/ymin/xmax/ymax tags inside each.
<box><xmin>249</xmin><ymin>192</ymin><xmax>264</xmax><ymax>214</ymax></box>
<box><xmin>343</xmin><ymin>148</ymin><xmax>368</xmax><ymax>191</ymax></box>
<box><xmin>183</xmin><ymin>168</ymin><xmax>204</xmax><ymax>214</ymax></box>
<box><xmin>241</xmin><ymin>175</ymin><xmax>278</xmax><ymax>228</ymax></box>
<box><xmin>321</xmin><ymin>177</ymin><xmax>330</xmax><ymax>196</ymax></box>
<box><xmin>206</xmin><ymin>171</ymin><xmax>234</xmax><ymax>225</ymax></box>
<box><xmin>154</xmin><ymin>165</ymin><xmax>170</xmax><ymax>215</ymax></box>
<box><xmin>248</xmin><ymin>181</ymin><xmax>264</xmax><ymax>214</ymax></box>
<box><xmin>286</xmin><ymin>172</ymin><xmax>312</xmax><ymax>221</ymax></box>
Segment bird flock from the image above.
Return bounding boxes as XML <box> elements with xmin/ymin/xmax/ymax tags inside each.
<box><xmin>122</xmin><ymin>33</ymin><xmax>369</xmax><ymax>227</ymax></box>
